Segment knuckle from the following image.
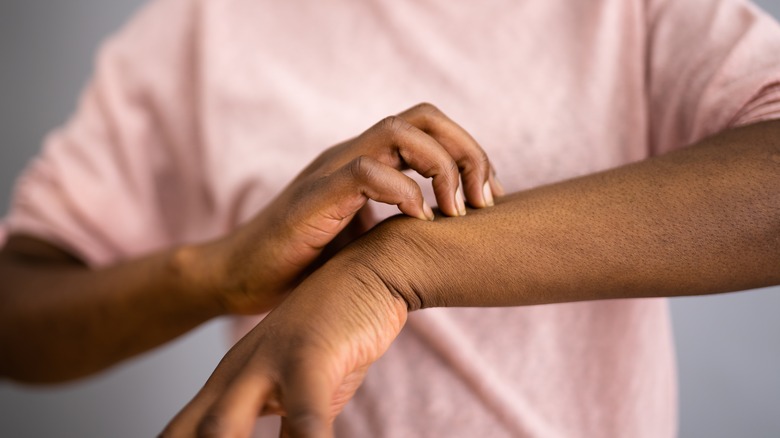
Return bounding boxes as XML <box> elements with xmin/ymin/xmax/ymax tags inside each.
<box><xmin>410</xmin><ymin>102</ymin><xmax>443</xmax><ymax>127</ymax></box>
<box><xmin>377</xmin><ymin>115</ymin><xmax>411</xmax><ymax>136</ymax></box>
<box><xmin>348</xmin><ymin>155</ymin><xmax>375</xmax><ymax>182</ymax></box>
<box><xmin>446</xmin><ymin>158</ymin><xmax>459</xmax><ymax>177</ymax></box>
<box><xmin>474</xmin><ymin>150</ymin><xmax>490</xmax><ymax>174</ymax></box>
<box><xmin>432</xmin><ymin>158</ymin><xmax>459</xmax><ymax>185</ymax></box>
<box><xmin>377</xmin><ymin>115</ymin><xmax>400</xmax><ymax>132</ymax></box>
<box><xmin>412</xmin><ymin>102</ymin><xmax>440</xmax><ymax>116</ymax></box>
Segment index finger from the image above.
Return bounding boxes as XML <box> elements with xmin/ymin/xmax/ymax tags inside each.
<box><xmin>398</xmin><ymin>103</ymin><xmax>504</xmax><ymax>206</ymax></box>
<box><xmin>195</xmin><ymin>371</ymin><xmax>277</xmax><ymax>437</ymax></box>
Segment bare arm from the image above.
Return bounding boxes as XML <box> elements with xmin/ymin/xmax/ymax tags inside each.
<box><xmin>0</xmin><ymin>237</ymin><xmax>219</xmax><ymax>383</ymax></box>
<box><xmin>369</xmin><ymin>119</ymin><xmax>780</xmax><ymax>310</ymax></box>
<box><xmin>164</xmin><ymin>120</ymin><xmax>780</xmax><ymax>438</ymax></box>
<box><xmin>0</xmin><ymin>103</ymin><xmax>496</xmax><ymax>383</ymax></box>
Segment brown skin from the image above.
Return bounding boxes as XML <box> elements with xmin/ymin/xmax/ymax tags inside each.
<box><xmin>162</xmin><ymin>120</ymin><xmax>780</xmax><ymax>438</ymax></box>
<box><xmin>0</xmin><ymin>103</ymin><xmax>499</xmax><ymax>383</ymax></box>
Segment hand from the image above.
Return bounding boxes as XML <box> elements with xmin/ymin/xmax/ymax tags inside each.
<box><xmin>161</xmin><ymin>256</ymin><xmax>406</xmax><ymax>438</ymax></box>
<box><xmin>193</xmin><ymin>103</ymin><xmax>502</xmax><ymax>314</ymax></box>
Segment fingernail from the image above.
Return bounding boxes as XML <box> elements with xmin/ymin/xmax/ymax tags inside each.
<box><xmin>455</xmin><ymin>185</ymin><xmax>467</xmax><ymax>216</ymax></box>
<box><xmin>493</xmin><ymin>175</ymin><xmax>506</xmax><ymax>196</ymax></box>
<box><xmin>422</xmin><ymin>200</ymin><xmax>435</xmax><ymax>221</ymax></box>
<box><xmin>482</xmin><ymin>181</ymin><xmax>494</xmax><ymax>207</ymax></box>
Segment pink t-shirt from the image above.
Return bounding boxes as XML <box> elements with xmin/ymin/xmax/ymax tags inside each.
<box><xmin>5</xmin><ymin>0</ymin><xmax>780</xmax><ymax>436</ymax></box>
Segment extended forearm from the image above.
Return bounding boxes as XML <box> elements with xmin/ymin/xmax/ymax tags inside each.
<box><xmin>0</xmin><ymin>240</ymin><xmax>221</xmax><ymax>383</ymax></box>
<box><xmin>359</xmin><ymin>121</ymin><xmax>780</xmax><ymax>310</ymax></box>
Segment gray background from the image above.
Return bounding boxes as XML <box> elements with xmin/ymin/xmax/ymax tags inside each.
<box><xmin>0</xmin><ymin>1</ymin><xmax>779</xmax><ymax>436</ymax></box>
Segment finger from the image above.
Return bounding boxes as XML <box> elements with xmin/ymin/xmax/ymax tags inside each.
<box><xmin>163</xmin><ymin>396</ymin><xmax>209</xmax><ymax>437</ymax></box>
<box><xmin>296</xmin><ymin>156</ymin><xmax>432</xmax><ymax>229</ymax></box>
<box><xmin>161</xmin><ymin>335</ymin><xmax>269</xmax><ymax>437</ymax></box>
<box><xmin>488</xmin><ymin>170</ymin><xmax>506</xmax><ymax>197</ymax></box>
<box><xmin>398</xmin><ymin>102</ymin><xmax>498</xmax><ymax>208</ymax></box>
<box><xmin>195</xmin><ymin>371</ymin><xmax>276</xmax><ymax>438</ymax></box>
<box><xmin>282</xmin><ymin>363</ymin><xmax>336</xmax><ymax>438</ymax></box>
<box><xmin>360</xmin><ymin>115</ymin><xmax>464</xmax><ymax>217</ymax></box>
<box><xmin>332</xmin><ymin>156</ymin><xmax>433</xmax><ymax>221</ymax></box>
<box><xmin>161</xmin><ymin>375</ymin><xmax>238</xmax><ymax>437</ymax></box>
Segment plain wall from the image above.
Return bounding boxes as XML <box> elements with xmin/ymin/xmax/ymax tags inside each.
<box><xmin>1</xmin><ymin>1</ymin><xmax>779</xmax><ymax>436</ymax></box>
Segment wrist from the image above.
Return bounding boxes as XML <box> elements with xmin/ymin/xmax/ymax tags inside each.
<box><xmin>176</xmin><ymin>230</ymin><xmax>290</xmax><ymax>315</ymax></box>
<box><xmin>313</xmin><ymin>249</ymin><xmax>409</xmax><ymax>335</ymax></box>
<box><xmin>338</xmin><ymin>215</ymin><xmax>444</xmax><ymax>312</ymax></box>
<box><xmin>169</xmin><ymin>242</ymin><xmax>229</xmax><ymax>316</ymax></box>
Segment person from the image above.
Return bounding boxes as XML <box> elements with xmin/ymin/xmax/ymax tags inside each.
<box><xmin>2</xmin><ymin>0</ymin><xmax>780</xmax><ymax>436</ymax></box>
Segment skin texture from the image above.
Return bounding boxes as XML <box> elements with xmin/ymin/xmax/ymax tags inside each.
<box><xmin>161</xmin><ymin>120</ymin><xmax>780</xmax><ymax>437</ymax></box>
<box><xmin>0</xmin><ymin>103</ymin><xmax>498</xmax><ymax>383</ymax></box>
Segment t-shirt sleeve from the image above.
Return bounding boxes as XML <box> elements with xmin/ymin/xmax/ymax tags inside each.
<box><xmin>647</xmin><ymin>0</ymin><xmax>780</xmax><ymax>154</ymax></box>
<box><xmin>3</xmin><ymin>0</ymin><xmax>211</xmax><ymax>267</ymax></box>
